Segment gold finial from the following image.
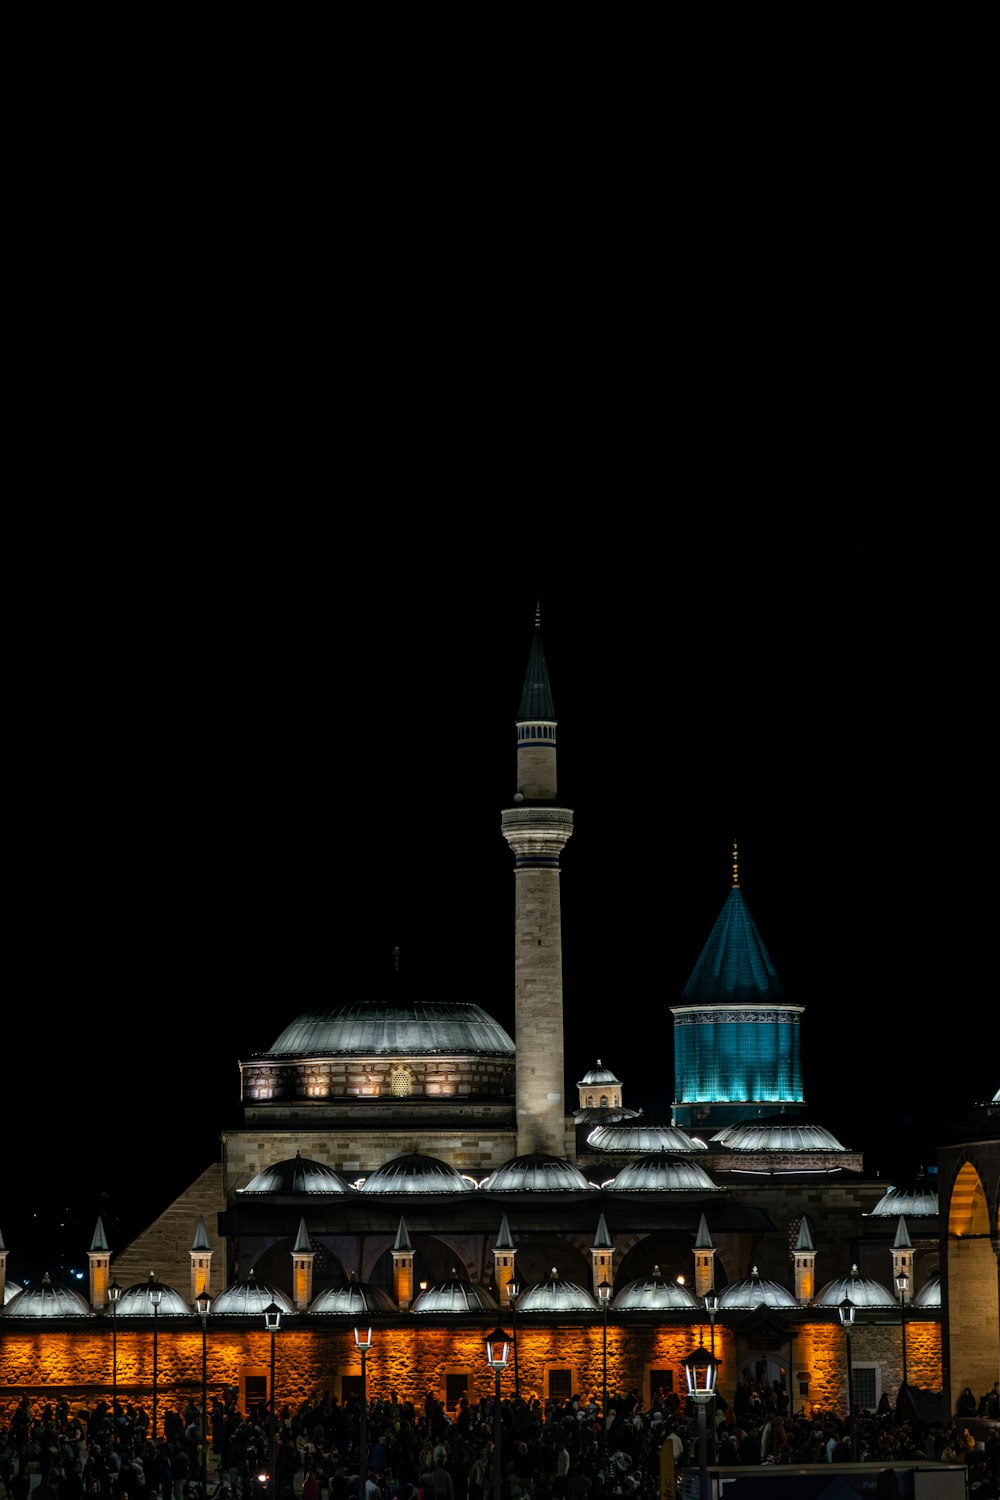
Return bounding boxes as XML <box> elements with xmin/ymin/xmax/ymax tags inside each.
<box><xmin>732</xmin><ymin>840</ymin><xmax>740</xmax><ymax>888</ymax></box>
<box><xmin>535</xmin><ymin>600</ymin><xmax>541</xmax><ymax>629</ymax></box>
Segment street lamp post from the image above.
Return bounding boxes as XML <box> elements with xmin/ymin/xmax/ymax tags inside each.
<box><xmin>704</xmin><ymin>1292</ymin><xmax>719</xmax><ymax>1465</ymax></box>
<box><xmin>839</xmin><ymin>1298</ymin><xmax>857</xmax><ymax>1461</ymax></box>
<box><xmin>148</xmin><ymin>1273</ymin><xmax>163</xmax><ymax>1445</ymax></box>
<box><xmin>485</xmin><ymin>1327</ymin><xmax>511</xmax><ymax>1500</ymax></box>
<box><xmin>108</xmin><ymin>1280</ymin><xmax>121</xmax><ymax>1433</ymax></box>
<box><xmin>264</xmin><ymin>1302</ymin><xmax>282</xmax><ymax>1493</ymax></box>
<box><xmin>682</xmin><ymin>1345</ymin><xmax>721</xmax><ymax>1500</ymax></box>
<box><xmin>508</xmin><ymin>1278</ymin><xmax>521</xmax><ymax>1398</ymax></box>
<box><xmin>354</xmin><ymin>1325</ymin><xmax>373</xmax><ymax>1495</ymax></box>
<box><xmin>895</xmin><ymin>1271</ymin><xmax>909</xmax><ymax>1392</ymax></box>
<box><xmin>195</xmin><ymin>1291</ymin><xmax>212</xmax><ymax>1494</ymax></box>
<box><xmin>597</xmin><ymin>1280</ymin><xmax>612</xmax><ymax>1457</ymax></box>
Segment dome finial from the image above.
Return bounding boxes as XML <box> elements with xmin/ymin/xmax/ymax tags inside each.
<box><xmin>393</xmin><ymin>945</ymin><xmax>400</xmax><ymax>973</ymax></box>
<box><xmin>732</xmin><ymin>840</ymin><xmax>740</xmax><ymax>888</ymax></box>
<box><xmin>535</xmin><ymin>600</ymin><xmax>541</xmax><ymax>630</ymax></box>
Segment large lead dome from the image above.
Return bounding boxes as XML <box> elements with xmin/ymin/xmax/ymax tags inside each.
<box><xmin>266</xmin><ymin>1002</ymin><xmax>515</xmax><ymax>1057</ymax></box>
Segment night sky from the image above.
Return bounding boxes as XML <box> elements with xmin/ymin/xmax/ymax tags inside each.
<box><xmin>4</xmin><ymin>548</ymin><xmax>992</xmax><ymax>1289</ymax></box>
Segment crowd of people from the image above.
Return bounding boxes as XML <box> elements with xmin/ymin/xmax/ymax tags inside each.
<box><xmin>2</xmin><ymin>1377</ymin><xmax>998</xmax><ymax>1500</ymax></box>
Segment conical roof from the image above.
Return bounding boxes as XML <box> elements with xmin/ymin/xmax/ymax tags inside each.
<box><xmin>813</xmin><ymin>1264</ymin><xmax>895</xmax><ymax>1308</ymax></box>
<box><xmin>718</xmin><ymin>1266</ymin><xmax>798</xmax><ymax>1310</ymax></box>
<box><xmin>239</xmin><ymin>1152</ymin><xmax>352</xmax><ymax>1195</ymax></box>
<box><xmin>518</xmin><ymin>621</ymin><xmax>555</xmax><ymax>720</ymax></box>
<box><xmin>358</xmin><ymin>1153</ymin><xmax>475</xmax><ymax>1194</ymax></box>
<box><xmin>680</xmin><ymin>885</ymin><xmax>785</xmax><ymax>1004</ymax></box>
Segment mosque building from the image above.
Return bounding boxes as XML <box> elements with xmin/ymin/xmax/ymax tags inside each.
<box><xmin>1</xmin><ymin>613</ymin><xmax>996</xmax><ymax>1431</ymax></box>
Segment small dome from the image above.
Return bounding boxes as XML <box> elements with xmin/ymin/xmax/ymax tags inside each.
<box><xmin>605</xmin><ymin>1153</ymin><xmax>721</xmax><ymax>1192</ymax></box>
<box><xmin>718</xmin><ymin>1267</ymin><xmax>798</xmax><ymax>1310</ymax></box>
<box><xmin>358</xmin><ymin>1153</ymin><xmax>475</xmax><ymax>1194</ymax></box>
<box><xmin>479</xmin><ymin>1155</ymin><xmax>595</xmax><ymax>1192</ymax></box>
<box><xmin>711</xmin><ymin>1120</ymin><xmax>847</xmax><ymax>1152</ymax></box>
<box><xmin>4</xmin><ymin>1283</ymin><xmax>23</xmax><ymax>1305</ymax></box>
<box><xmin>612</xmin><ymin>1267</ymin><xmax>699</xmax><ymax>1311</ymax></box>
<box><xmin>113</xmin><ymin>1277</ymin><xmax>192</xmax><ymax>1316</ymax></box>
<box><xmin>868</xmin><ymin>1184</ymin><xmax>939</xmax><ymax>1217</ymax></box>
<box><xmin>239</xmin><ymin>1153</ymin><xmax>352</xmax><ymax>1195</ymax></box>
<box><xmin>574</xmin><ymin>1106</ymin><xmax>642</xmax><ymax>1123</ymax></box>
<box><xmin>309</xmin><ymin>1281</ymin><xmax>398</xmax><ymax>1316</ymax></box>
<box><xmin>578</xmin><ymin>1060</ymin><xmax>622</xmax><ymax>1087</ymax></box>
<box><xmin>914</xmin><ymin>1274</ymin><xmax>941</xmax><ymax>1308</ymax></box>
<box><xmin>411</xmin><ymin>1272</ymin><xmax>500</xmax><ymax>1314</ymax></box>
<box><xmin>588</xmin><ymin>1124</ymin><xmax>705</xmax><ymax>1154</ymax></box>
<box><xmin>517</xmin><ymin>1269</ymin><xmax>598</xmax><ymax>1312</ymax></box>
<box><xmin>3</xmin><ymin>1273</ymin><xmax>93</xmax><ymax>1319</ymax></box>
<box><xmin>264</xmin><ymin>1002</ymin><xmax>515</xmax><ymax>1058</ymax></box>
<box><xmin>212</xmin><ymin>1271</ymin><xmax>295</xmax><ymax>1317</ymax></box>
<box><xmin>813</xmin><ymin>1264</ymin><xmax>896</xmax><ymax>1308</ymax></box>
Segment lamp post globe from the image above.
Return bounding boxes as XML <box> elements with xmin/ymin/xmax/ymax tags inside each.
<box><xmin>195</xmin><ymin>1291</ymin><xmax>212</xmax><ymax>1493</ymax></box>
<box><xmin>597</xmin><ymin>1279</ymin><xmax>612</xmax><ymax>1458</ymax></box>
<box><xmin>148</xmin><ymin>1273</ymin><xmax>163</xmax><ymax>1444</ymax></box>
<box><xmin>895</xmin><ymin>1271</ymin><xmax>910</xmax><ymax>1391</ymax></box>
<box><xmin>485</xmin><ymin>1328</ymin><xmax>511</xmax><ymax>1500</ymax></box>
<box><xmin>682</xmin><ymin>1344</ymin><xmax>720</xmax><ymax>1500</ymax></box>
<box><xmin>263</xmin><ymin>1301</ymin><xmax>282</xmax><ymax>1492</ymax></box>
<box><xmin>838</xmin><ymin>1297</ymin><xmax>857</xmax><ymax>1461</ymax></box>
<box><xmin>354</xmin><ymin>1325</ymin><xmax>374</xmax><ymax>1494</ymax></box>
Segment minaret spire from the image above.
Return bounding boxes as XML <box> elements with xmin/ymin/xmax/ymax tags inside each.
<box><xmin>732</xmin><ymin>840</ymin><xmax>739</xmax><ymax>888</ymax></box>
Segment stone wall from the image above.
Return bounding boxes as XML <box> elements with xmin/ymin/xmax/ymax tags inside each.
<box><xmin>0</xmin><ymin>1318</ymin><xmax>943</xmax><ymax>1425</ymax></box>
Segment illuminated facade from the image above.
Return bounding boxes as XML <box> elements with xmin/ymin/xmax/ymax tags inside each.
<box><xmin>670</xmin><ymin>845</ymin><xmax>804</xmax><ymax>1130</ymax></box>
<box><xmin>2</xmin><ymin>612</ymin><xmax>994</xmax><ymax>1429</ymax></box>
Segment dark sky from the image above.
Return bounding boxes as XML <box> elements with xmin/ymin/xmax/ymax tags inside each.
<box><xmin>4</xmin><ymin>547</ymin><xmax>993</xmax><ymax>1288</ymax></box>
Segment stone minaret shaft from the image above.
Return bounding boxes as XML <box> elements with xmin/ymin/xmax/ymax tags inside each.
<box><xmin>501</xmin><ymin>612</ymin><xmax>573</xmax><ymax>1158</ymax></box>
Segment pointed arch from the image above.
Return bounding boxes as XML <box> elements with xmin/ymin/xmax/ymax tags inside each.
<box><xmin>949</xmin><ymin>1160</ymin><xmax>990</xmax><ymax>1236</ymax></box>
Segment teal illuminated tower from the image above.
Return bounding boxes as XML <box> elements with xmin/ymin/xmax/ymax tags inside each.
<box><xmin>670</xmin><ymin>842</ymin><xmax>805</xmax><ymax>1131</ymax></box>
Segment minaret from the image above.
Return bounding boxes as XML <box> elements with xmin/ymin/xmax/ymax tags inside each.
<box><xmin>0</xmin><ymin>1226</ymin><xmax>6</xmax><ymax>1306</ymax></box>
<box><xmin>693</xmin><ymin>1213</ymin><xmax>717</xmax><ymax>1299</ymax></box>
<box><xmin>393</xmin><ymin>1217</ymin><xmax>415</xmax><ymax>1310</ymax></box>
<box><xmin>591</xmin><ymin>1213</ymin><xmax>614</xmax><ymax>1298</ymax></box>
<box><xmin>501</xmin><ymin>607</ymin><xmax>574</xmax><ymax>1158</ymax></box>
<box><xmin>88</xmin><ymin>1217</ymin><xmax>111</xmax><ymax>1310</ymax></box>
<box><xmin>291</xmin><ymin>1218</ymin><xmax>315</xmax><ymax>1310</ymax></box>
<box><xmin>891</xmin><ymin>1215</ymin><xmax>913</xmax><ymax>1301</ymax></box>
<box><xmin>493</xmin><ymin>1214</ymin><xmax>518</xmax><ymax>1308</ymax></box>
<box><xmin>793</xmin><ymin>1217</ymin><xmax>817</xmax><ymax>1303</ymax></box>
<box><xmin>190</xmin><ymin>1216</ymin><xmax>213</xmax><ymax>1305</ymax></box>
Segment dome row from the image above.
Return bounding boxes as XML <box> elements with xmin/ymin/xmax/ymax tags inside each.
<box><xmin>239</xmin><ymin>1151</ymin><xmax>723</xmax><ymax>1195</ymax></box>
<box><xmin>3</xmin><ymin>1264</ymin><xmax>941</xmax><ymax>1320</ymax></box>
